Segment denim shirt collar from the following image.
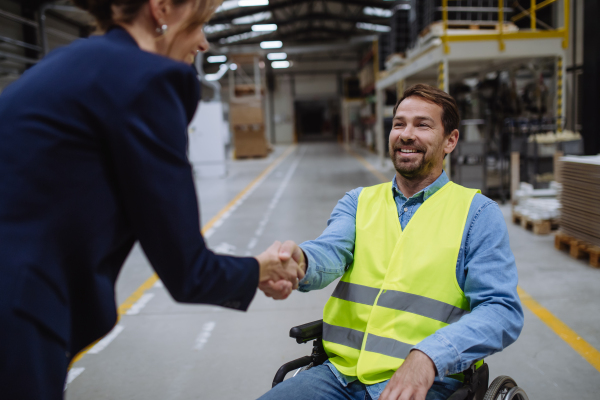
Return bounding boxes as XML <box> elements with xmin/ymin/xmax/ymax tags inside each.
<box><xmin>391</xmin><ymin>170</ymin><xmax>449</xmax><ymax>202</ymax></box>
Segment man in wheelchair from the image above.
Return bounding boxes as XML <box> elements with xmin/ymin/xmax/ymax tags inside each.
<box><xmin>258</xmin><ymin>84</ymin><xmax>524</xmax><ymax>400</ymax></box>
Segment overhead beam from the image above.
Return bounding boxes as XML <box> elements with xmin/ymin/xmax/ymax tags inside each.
<box><xmin>225</xmin><ymin>26</ymin><xmax>362</xmax><ymax>45</ymax></box>
<box><xmin>209</xmin><ymin>0</ymin><xmax>393</xmax><ymax>24</ymax></box>
<box><xmin>212</xmin><ymin>34</ymin><xmax>376</xmax><ymax>55</ymax></box>
<box><xmin>207</xmin><ymin>12</ymin><xmax>387</xmax><ymax>42</ymax></box>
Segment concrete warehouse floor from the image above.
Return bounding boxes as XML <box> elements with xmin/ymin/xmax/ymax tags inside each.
<box><xmin>65</xmin><ymin>143</ymin><xmax>600</xmax><ymax>400</ymax></box>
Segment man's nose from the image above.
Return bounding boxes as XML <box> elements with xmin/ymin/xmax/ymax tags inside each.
<box><xmin>398</xmin><ymin>124</ymin><xmax>416</xmax><ymax>141</ymax></box>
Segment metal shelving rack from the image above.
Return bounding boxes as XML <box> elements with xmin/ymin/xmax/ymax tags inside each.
<box><xmin>370</xmin><ymin>0</ymin><xmax>569</xmax><ymax>197</ymax></box>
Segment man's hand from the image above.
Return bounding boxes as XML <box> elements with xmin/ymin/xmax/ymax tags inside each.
<box><xmin>256</xmin><ymin>241</ymin><xmax>305</xmax><ymax>300</ymax></box>
<box><xmin>278</xmin><ymin>240</ymin><xmax>306</xmax><ymax>281</ymax></box>
<box><xmin>379</xmin><ymin>350</ymin><xmax>436</xmax><ymax>400</ymax></box>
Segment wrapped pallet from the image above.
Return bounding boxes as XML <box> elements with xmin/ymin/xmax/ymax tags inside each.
<box><xmin>229</xmin><ymin>94</ymin><xmax>268</xmax><ymax>158</ymax></box>
<box><xmin>228</xmin><ymin>54</ymin><xmax>269</xmax><ymax>158</ymax></box>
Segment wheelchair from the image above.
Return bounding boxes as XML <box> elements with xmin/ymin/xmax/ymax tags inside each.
<box><xmin>273</xmin><ymin>320</ymin><xmax>529</xmax><ymax>400</ymax></box>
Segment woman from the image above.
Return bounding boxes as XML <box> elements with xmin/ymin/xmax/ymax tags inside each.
<box><xmin>0</xmin><ymin>1</ymin><xmax>302</xmax><ymax>398</ymax></box>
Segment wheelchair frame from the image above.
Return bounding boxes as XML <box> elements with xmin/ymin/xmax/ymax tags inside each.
<box><xmin>272</xmin><ymin>320</ymin><xmax>528</xmax><ymax>400</ymax></box>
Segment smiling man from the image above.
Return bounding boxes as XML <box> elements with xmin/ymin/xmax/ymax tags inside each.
<box><xmin>258</xmin><ymin>84</ymin><xmax>524</xmax><ymax>400</ymax></box>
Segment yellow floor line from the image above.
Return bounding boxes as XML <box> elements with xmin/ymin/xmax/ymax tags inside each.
<box><xmin>518</xmin><ymin>287</ymin><xmax>600</xmax><ymax>373</ymax></box>
<box><xmin>342</xmin><ymin>144</ymin><xmax>390</xmax><ymax>183</ymax></box>
<box><xmin>70</xmin><ymin>145</ymin><xmax>297</xmax><ymax>366</ymax></box>
<box><xmin>344</xmin><ymin>143</ymin><xmax>600</xmax><ymax>374</ymax></box>
<box><xmin>201</xmin><ymin>145</ymin><xmax>296</xmax><ymax>235</ymax></box>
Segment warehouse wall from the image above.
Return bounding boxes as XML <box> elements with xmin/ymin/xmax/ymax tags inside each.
<box><xmin>565</xmin><ymin>0</ymin><xmax>584</xmax><ymax>132</ymax></box>
<box><xmin>271</xmin><ymin>73</ymin><xmax>342</xmax><ymax>144</ymax></box>
<box><xmin>294</xmin><ymin>74</ymin><xmax>338</xmax><ymax>98</ymax></box>
<box><xmin>272</xmin><ymin>75</ymin><xmax>295</xmax><ymax>144</ymax></box>
<box><xmin>0</xmin><ymin>0</ymin><xmax>24</xmax><ymax>92</ymax></box>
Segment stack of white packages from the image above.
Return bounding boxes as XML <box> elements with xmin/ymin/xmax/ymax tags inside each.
<box><xmin>558</xmin><ymin>155</ymin><xmax>600</xmax><ymax>247</ymax></box>
<box><xmin>513</xmin><ymin>182</ymin><xmax>561</xmax><ymax>222</ymax></box>
<box><xmin>514</xmin><ymin>198</ymin><xmax>561</xmax><ymax>221</ymax></box>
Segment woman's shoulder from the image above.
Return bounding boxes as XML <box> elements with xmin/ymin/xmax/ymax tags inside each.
<box><xmin>82</xmin><ymin>28</ymin><xmax>197</xmax><ymax>81</ymax></box>
<box><xmin>69</xmin><ymin>29</ymin><xmax>199</xmax><ymax>108</ymax></box>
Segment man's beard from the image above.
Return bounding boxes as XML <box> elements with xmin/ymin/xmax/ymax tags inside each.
<box><xmin>389</xmin><ymin>143</ymin><xmax>437</xmax><ymax>179</ymax></box>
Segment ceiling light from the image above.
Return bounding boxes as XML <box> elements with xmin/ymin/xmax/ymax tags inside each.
<box><xmin>271</xmin><ymin>61</ymin><xmax>290</xmax><ymax>69</ymax></box>
<box><xmin>219</xmin><ymin>30</ymin><xmax>269</xmax><ymax>44</ymax></box>
<box><xmin>356</xmin><ymin>22</ymin><xmax>391</xmax><ymax>33</ymax></box>
<box><xmin>204</xmin><ymin>24</ymin><xmax>231</xmax><ymax>34</ymax></box>
<box><xmin>207</xmin><ymin>55</ymin><xmax>227</xmax><ymax>63</ymax></box>
<box><xmin>252</xmin><ymin>24</ymin><xmax>277</xmax><ymax>31</ymax></box>
<box><xmin>267</xmin><ymin>52</ymin><xmax>287</xmax><ymax>60</ymax></box>
<box><xmin>363</xmin><ymin>7</ymin><xmax>393</xmax><ymax>18</ymax></box>
<box><xmin>229</xmin><ymin>63</ymin><xmax>238</xmax><ymax>70</ymax></box>
<box><xmin>260</xmin><ymin>40</ymin><xmax>282</xmax><ymax>49</ymax></box>
<box><xmin>216</xmin><ymin>1</ymin><xmax>238</xmax><ymax>12</ymax></box>
<box><xmin>233</xmin><ymin>11</ymin><xmax>272</xmax><ymax>24</ymax></box>
<box><xmin>239</xmin><ymin>0</ymin><xmax>268</xmax><ymax>6</ymax></box>
<box><xmin>216</xmin><ymin>0</ymin><xmax>268</xmax><ymax>12</ymax></box>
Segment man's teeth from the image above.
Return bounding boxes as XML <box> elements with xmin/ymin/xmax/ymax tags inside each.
<box><xmin>400</xmin><ymin>149</ymin><xmax>418</xmax><ymax>153</ymax></box>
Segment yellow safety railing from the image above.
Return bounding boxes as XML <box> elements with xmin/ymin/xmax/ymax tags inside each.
<box><xmin>441</xmin><ymin>0</ymin><xmax>569</xmax><ymax>53</ymax></box>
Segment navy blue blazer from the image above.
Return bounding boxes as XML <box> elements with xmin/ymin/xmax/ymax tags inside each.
<box><xmin>0</xmin><ymin>27</ymin><xmax>259</xmax><ymax>356</ymax></box>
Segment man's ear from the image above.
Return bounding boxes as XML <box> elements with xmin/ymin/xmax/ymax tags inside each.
<box><xmin>444</xmin><ymin>128</ymin><xmax>459</xmax><ymax>156</ymax></box>
<box><xmin>148</xmin><ymin>0</ymin><xmax>172</xmax><ymax>26</ymax></box>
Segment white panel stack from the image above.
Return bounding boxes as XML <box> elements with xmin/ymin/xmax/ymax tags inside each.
<box><xmin>188</xmin><ymin>101</ymin><xmax>228</xmax><ymax>178</ymax></box>
<box><xmin>558</xmin><ymin>156</ymin><xmax>600</xmax><ymax>247</ymax></box>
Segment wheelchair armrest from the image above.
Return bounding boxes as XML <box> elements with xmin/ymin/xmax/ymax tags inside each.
<box><xmin>290</xmin><ymin>319</ymin><xmax>323</xmax><ymax>344</ymax></box>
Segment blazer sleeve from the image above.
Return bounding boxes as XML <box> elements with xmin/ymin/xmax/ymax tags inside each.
<box><xmin>105</xmin><ymin>64</ymin><xmax>258</xmax><ymax>310</ymax></box>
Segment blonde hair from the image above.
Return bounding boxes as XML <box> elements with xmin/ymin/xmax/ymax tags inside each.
<box><xmin>73</xmin><ymin>0</ymin><xmax>223</xmax><ymax>32</ymax></box>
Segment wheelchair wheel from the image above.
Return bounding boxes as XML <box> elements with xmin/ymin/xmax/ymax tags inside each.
<box><xmin>483</xmin><ymin>376</ymin><xmax>529</xmax><ymax>400</ymax></box>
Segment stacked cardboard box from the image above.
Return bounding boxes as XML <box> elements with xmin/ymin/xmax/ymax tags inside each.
<box><xmin>558</xmin><ymin>155</ymin><xmax>600</xmax><ymax>247</ymax></box>
<box><xmin>229</xmin><ymin>95</ymin><xmax>268</xmax><ymax>158</ymax></box>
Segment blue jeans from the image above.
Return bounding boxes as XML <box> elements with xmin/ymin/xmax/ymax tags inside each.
<box><xmin>257</xmin><ymin>364</ymin><xmax>459</xmax><ymax>400</ymax></box>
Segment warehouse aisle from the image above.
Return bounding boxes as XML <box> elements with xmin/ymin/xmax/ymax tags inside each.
<box><xmin>65</xmin><ymin>143</ymin><xmax>600</xmax><ymax>400</ymax></box>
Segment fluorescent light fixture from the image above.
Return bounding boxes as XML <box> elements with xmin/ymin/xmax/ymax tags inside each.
<box><xmin>356</xmin><ymin>22</ymin><xmax>391</xmax><ymax>33</ymax></box>
<box><xmin>233</xmin><ymin>11</ymin><xmax>272</xmax><ymax>24</ymax></box>
<box><xmin>204</xmin><ymin>24</ymin><xmax>231</xmax><ymax>34</ymax></box>
<box><xmin>252</xmin><ymin>24</ymin><xmax>277</xmax><ymax>32</ymax></box>
<box><xmin>216</xmin><ymin>0</ymin><xmax>268</xmax><ymax>13</ymax></box>
<box><xmin>207</xmin><ymin>55</ymin><xmax>227</xmax><ymax>63</ymax></box>
<box><xmin>260</xmin><ymin>40</ymin><xmax>282</xmax><ymax>49</ymax></box>
<box><xmin>216</xmin><ymin>1</ymin><xmax>239</xmax><ymax>12</ymax></box>
<box><xmin>239</xmin><ymin>0</ymin><xmax>268</xmax><ymax>6</ymax></box>
<box><xmin>363</xmin><ymin>7</ymin><xmax>393</xmax><ymax>18</ymax></box>
<box><xmin>396</xmin><ymin>4</ymin><xmax>411</xmax><ymax>10</ymax></box>
<box><xmin>267</xmin><ymin>52</ymin><xmax>287</xmax><ymax>60</ymax></box>
<box><xmin>219</xmin><ymin>30</ymin><xmax>269</xmax><ymax>44</ymax></box>
<box><xmin>271</xmin><ymin>61</ymin><xmax>290</xmax><ymax>69</ymax></box>
<box><xmin>229</xmin><ymin>63</ymin><xmax>238</xmax><ymax>70</ymax></box>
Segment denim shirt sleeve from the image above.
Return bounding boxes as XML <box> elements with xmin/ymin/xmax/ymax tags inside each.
<box><xmin>413</xmin><ymin>199</ymin><xmax>524</xmax><ymax>379</ymax></box>
<box><xmin>297</xmin><ymin>188</ymin><xmax>362</xmax><ymax>292</ymax></box>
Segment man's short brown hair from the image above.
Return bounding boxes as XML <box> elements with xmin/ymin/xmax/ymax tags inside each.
<box><xmin>393</xmin><ymin>84</ymin><xmax>460</xmax><ymax>136</ymax></box>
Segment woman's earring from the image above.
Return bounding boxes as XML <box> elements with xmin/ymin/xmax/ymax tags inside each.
<box><xmin>156</xmin><ymin>24</ymin><xmax>168</xmax><ymax>35</ymax></box>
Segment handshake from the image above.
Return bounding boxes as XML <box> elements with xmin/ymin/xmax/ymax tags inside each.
<box><xmin>255</xmin><ymin>241</ymin><xmax>306</xmax><ymax>300</ymax></box>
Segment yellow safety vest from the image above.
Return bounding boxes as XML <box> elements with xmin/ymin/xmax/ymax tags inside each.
<box><xmin>322</xmin><ymin>181</ymin><xmax>479</xmax><ymax>384</ymax></box>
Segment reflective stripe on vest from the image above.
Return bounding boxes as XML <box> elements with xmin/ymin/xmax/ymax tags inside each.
<box><xmin>331</xmin><ymin>281</ymin><xmax>470</xmax><ymax>324</ymax></box>
<box><xmin>322</xmin><ymin>181</ymin><xmax>479</xmax><ymax>384</ymax></box>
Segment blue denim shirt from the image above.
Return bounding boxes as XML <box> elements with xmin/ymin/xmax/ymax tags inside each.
<box><xmin>298</xmin><ymin>171</ymin><xmax>524</xmax><ymax>400</ymax></box>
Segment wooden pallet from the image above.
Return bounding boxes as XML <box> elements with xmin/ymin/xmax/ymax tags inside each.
<box><xmin>555</xmin><ymin>232</ymin><xmax>600</xmax><ymax>268</ymax></box>
<box><xmin>512</xmin><ymin>211</ymin><xmax>559</xmax><ymax>235</ymax></box>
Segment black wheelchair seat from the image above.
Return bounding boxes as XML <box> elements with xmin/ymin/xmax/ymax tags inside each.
<box><xmin>273</xmin><ymin>320</ymin><xmax>528</xmax><ymax>400</ymax></box>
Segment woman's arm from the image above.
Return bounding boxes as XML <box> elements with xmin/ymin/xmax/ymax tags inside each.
<box><xmin>106</xmin><ymin>64</ymin><xmax>259</xmax><ymax>310</ymax></box>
